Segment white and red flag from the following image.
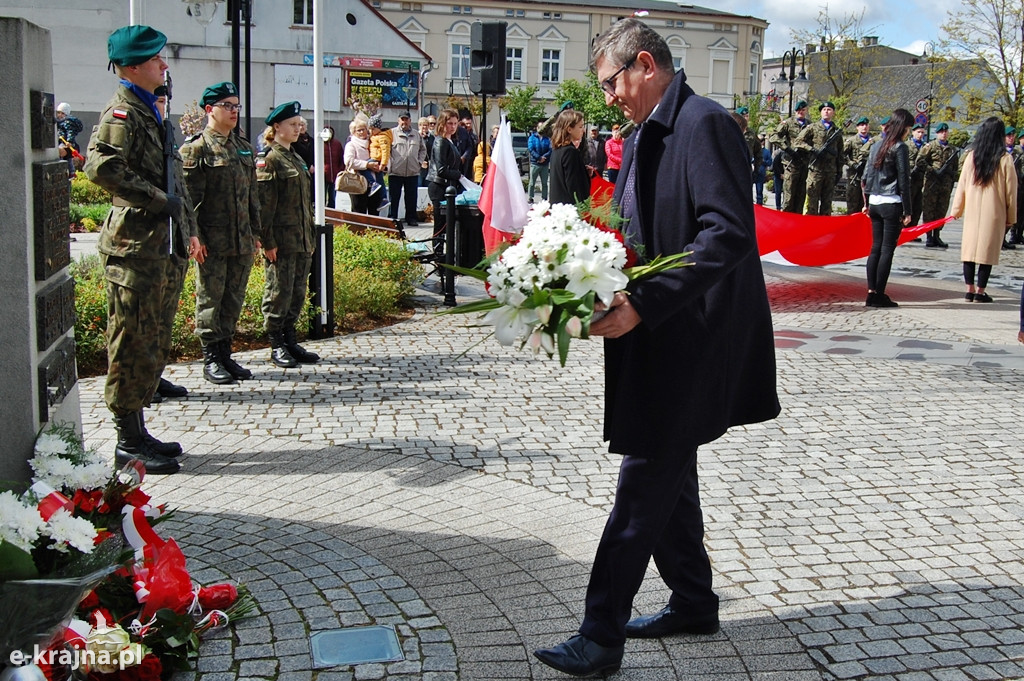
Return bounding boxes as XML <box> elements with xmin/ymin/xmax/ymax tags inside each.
<box><xmin>479</xmin><ymin>116</ymin><xmax>530</xmax><ymax>255</ymax></box>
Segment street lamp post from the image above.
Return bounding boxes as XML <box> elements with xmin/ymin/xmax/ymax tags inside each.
<box><xmin>923</xmin><ymin>41</ymin><xmax>934</xmax><ymax>141</ymax></box>
<box><xmin>778</xmin><ymin>48</ymin><xmax>807</xmax><ymax>117</ymax></box>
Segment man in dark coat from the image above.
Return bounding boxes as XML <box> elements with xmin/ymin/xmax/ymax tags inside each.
<box><xmin>533</xmin><ymin>18</ymin><xmax>781</xmax><ymax>677</ymax></box>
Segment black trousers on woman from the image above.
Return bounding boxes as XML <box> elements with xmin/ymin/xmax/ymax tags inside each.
<box><xmin>866</xmin><ymin>202</ymin><xmax>904</xmax><ymax>294</ymax></box>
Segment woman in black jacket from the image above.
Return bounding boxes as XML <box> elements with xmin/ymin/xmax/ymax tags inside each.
<box><xmin>862</xmin><ymin>108</ymin><xmax>913</xmax><ymax>308</ymax></box>
<box><xmin>426</xmin><ymin>108</ymin><xmax>464</xmax><ymax>257</ymax></box>
<box><xmin>549</xmin><ymin>109</ymin><xmax>591</xmax><ymax>206</ymax></box>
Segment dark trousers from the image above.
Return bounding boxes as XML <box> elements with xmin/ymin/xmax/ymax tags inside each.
<box><xmin>579</xmin><ymin>448</ymin><xmax>717</xmax><ymax>647</ymax></box>
<box><xmin>963</xmin><ymin>261</ymin><xmax>992</xmax><ymax>289</ymax></box>
<box><xmin>389</xmin><ymin>174</ymin><xmax>420</xmax><ymax>221</ymax></box>
<box><xmin>866</xmin><ymin>202</ymin><xmax>903</xmax><ymax>294</ymax></box>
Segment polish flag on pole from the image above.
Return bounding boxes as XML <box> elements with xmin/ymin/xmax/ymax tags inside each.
<box><xmin>479</xmin><ymin>116</ymin><xmax>530</xmax><ymax>255</ymax></box>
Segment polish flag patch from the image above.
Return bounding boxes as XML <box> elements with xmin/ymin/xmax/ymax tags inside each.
<box><xmin>256</xmin><ymin>158</ymin><xmax>266</xmax><ymax>168</ymax></box>
<box><xmin>112</xmin><ymin>108</ymin><xmax>129</xmax><ymax>119</ymax></box>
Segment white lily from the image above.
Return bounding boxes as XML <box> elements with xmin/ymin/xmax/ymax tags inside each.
<box><xmin>483</xmin><ymin>305</ymin><xmax>539</xmax><ymax>345</ymax></box>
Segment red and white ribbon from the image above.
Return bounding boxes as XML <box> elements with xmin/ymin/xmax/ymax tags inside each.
<box><xmin>63</xmin><ymin>619</ymin><xmax>92</xmax><ymax>647</ymax></box>
<box><xmin>121</xmin><ymin>505</ymin><xmax>164</xmax><ymax>550</ymax></box>
<box><xmin>30</xmin><ymin>481</ymin><xmax>74</xmax><ymax>521</ymax></box>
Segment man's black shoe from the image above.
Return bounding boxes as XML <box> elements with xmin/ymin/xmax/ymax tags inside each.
<box><xmin>406</xmin><ymin>219</ymin><xmax>419</xmax><ymax>226</ymax></box>
<box><xmin>139</xmin><ymin>410</ymin><xmax>182</xmax><ymax>458</ymax></box>
<box><xmin>157</xmin><ymin>377</ymin><xmax>188</xmax><ymax>398</ymax></box>
<box><xmin>218</xmin><ymin>340</ymin><xmax>253</xmax><ymax>380</ymax></box>
<box><xmin>625</xmin><ymin>606</ymin><xmax>720</xmax><ymax>638</ymax></box>
<box><xmin>113</xmin><ymin>412</ymin><xmax>180</xmax><ymax>475</ymax></box>
<box><xmin>534</xmin><ymin>635</ymin><xmax>623</xmax><ymax>678</ymax></box>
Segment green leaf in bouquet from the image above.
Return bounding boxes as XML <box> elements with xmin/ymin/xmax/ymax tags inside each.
<box><xmin>556</xmin><ymin>311</ymin><xmax>572</xmax><ymax>367</ymax></box>
<box><xmin>435</xmin><ymin>298</ymin><xmax>502</xmax><ymax>315</ymax></box>
<box><xmin>437</xmin><ymin>263</ymin><xmax>490</xmax><ymax>281</ymax></box>
<box><xmin>152</xmin><ymin>608</ymin><xmax>196</xmax><ymax>649</ymax></box>
<box><xmin>624</xmin><ymin>251</ymin><xmax>693</xmax><ymax>280</ymax></box>
<box><xmin>0</xmin><ymin>540</ymin><xmax>39</xmax><ymax>580</ymax></box>
<box><xmin>547</xmin><ymin>289</ymin><xmax>580</xmax><ymax>305</ymax></box>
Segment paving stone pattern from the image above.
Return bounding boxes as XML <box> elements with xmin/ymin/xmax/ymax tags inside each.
<box><xmin>79</xmin><ymin>226</ymin><xmax>1024</xmax><ymax>681</ymax></box>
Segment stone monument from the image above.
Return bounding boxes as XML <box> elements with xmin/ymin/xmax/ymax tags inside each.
<box><xmin>0</xmin><ymin>16</ymin><xmax>80</xmax><ymax>485</ymax></box>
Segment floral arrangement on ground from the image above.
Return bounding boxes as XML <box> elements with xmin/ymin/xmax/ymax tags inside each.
<box><xmin>440</xmin><ymin>200</ymin><xmax>691</xmax><ymax>365</ymax></box>
<box><xmin>1</xmin><ymin>424</ymin><xmax>256</xmax><ymax>680</ymax></box>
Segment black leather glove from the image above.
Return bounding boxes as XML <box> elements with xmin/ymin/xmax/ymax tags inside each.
<box><xmin>159</xmin><ymin>194</ymin><xmax>182</xmax><ymax>220</ymax></box>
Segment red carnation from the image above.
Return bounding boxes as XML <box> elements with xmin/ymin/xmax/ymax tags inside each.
<box><xmin>198</xmin><ymin>583</ymin><xmax>237</xmax><ymax>610</ymax></box>
<box><xmin>123</xmin><ymin>488</ymin><xmax>151</xmax><ymax>508</ymax></box>
<box><xmin>79</xmin><ymin>590</ymin><xmax>100</xmax><ymax>609</ymax></box>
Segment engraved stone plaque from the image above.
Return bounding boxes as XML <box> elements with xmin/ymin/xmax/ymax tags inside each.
<box><xmin>37</xmin><ymin>336</ymin><xmax>78</xmax><ymax>423</ymax></box>
<box><xmin>30</xmin><ymin>90</ymin><xmax>55</xmax><ymax>150</ymax></box>
<box><xmin>34</xmin><ymin>161</ymin><xmax>71</xmax><ymax>280</ymax></box>
<box><xmin>36</xmin><ymin>275</ymin><xmax>75</xmax><ymax>352</ymax></box>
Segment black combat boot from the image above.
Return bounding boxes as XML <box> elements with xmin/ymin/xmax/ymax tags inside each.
<box><xmin>114</xmin><ymin>412</ymin><xmax>180</xmax><ymax>475</ymax></box>
<box><xmin>218</xmin><ymin>339</ymin><xmax>253</xmax><ymax>380</ymax></box>
<box><xmin>156</xmin><ymin>377</ymin><xmax>188</xmax><ymax>398</ymax></box>
<box><xmin>284</xmin><ymin>327</ymin><xmax>320</xmax><ymax>363</ymax></box>
<box><xmin>139</xmin><ymin>409</ymin><xmax>182</xmax><ymax>458</ymax></box>
<box><xmin>269</xmin><ymin>330</ymin><xmax>298</xmax><ymax>368</ymax></box>
<box><xmin>202</xmin><ymin>344</ymin><xmax>236</xmax><ymax>384</ymax></box>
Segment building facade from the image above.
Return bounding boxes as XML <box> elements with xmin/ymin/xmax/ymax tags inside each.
<box><xmin>374</xmin><ymin>0</ymin><xmax>768</xmax><ymax>113</ymax></box>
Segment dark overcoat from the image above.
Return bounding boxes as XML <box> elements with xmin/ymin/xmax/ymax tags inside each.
<box><xmin>606</xmin><ymin>70</ymin><xmax>780</xmax><ymax>457</ymax></box>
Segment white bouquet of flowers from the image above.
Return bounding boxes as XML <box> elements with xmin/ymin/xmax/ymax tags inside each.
<box><xmin>442</xmin><ymin>201</ymin><xmax>690</xmax><ymax>365</ymax></box>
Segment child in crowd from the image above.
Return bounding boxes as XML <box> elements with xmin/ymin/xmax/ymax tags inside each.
<box><xmin>368</xmin><ymin>113</ymin><xmax>392</xmax><ymax>207</ymax></box>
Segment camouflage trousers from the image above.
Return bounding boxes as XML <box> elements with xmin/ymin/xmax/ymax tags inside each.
<box><xmin>262</xmin><ymin>251</ymin><xmax>312</xmax><ymax>332</ymax></box>
<box><xmin>195</xmin><ymin>252</ymin><xmax>254</xmax><ymax>345</ymax></box>
<box><xmin>782</xmin><ymin>161</ymin><xmax>808</xmax><ymax>214</ymax></box>
<box><xmin>846</xmin><ymin>175</ymin><xmax>864</xmax><ymax>214</ymax></box>
<box><xmin>909</xmin><ymin>173</ymin><xmax>925</xmax><ymax>225</ymax></box>
<box><xmin>103</xmin><ymin>255</ymin><xmax>184</xmax><ymax>415</ymax></box>
<box><xmin>805</xmin><ymin>168</ymin><xmax>837</xmax><ymax>216</ymax></box>
<box><xmin>921</xmin><ymin>178</ymin><xmax>955</xmax><ymax>223</ymax></box>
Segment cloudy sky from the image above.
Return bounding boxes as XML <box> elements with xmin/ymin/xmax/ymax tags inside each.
<box><xmin>672</xmin><ymin>0</ymin><xmax>964</xmax><ymax>58</ymax></box>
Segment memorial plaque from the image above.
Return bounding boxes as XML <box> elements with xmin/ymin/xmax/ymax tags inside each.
<box><xmin>37</xmin><ymin>336</ymin><xmax>77</xmax><ymax>423</ymax></box>
<box><xmin>34</xmin><ymin>160</ymin><xmax>71</xmax><ymax>280</ymax></box>
<box><xmin>36</xmin><ymin>275</ymin><xmax>75</xmax><ymax>352</ymax></box>
<box><xmin>30</xmin><ymin>90</ymin><xmax>55</xmax><ymax>150</ymax></box>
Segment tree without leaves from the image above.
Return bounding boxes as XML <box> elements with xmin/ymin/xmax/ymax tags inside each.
<box><xmin>790</xmin><ymin>6</ymin><xmax>878</xmax><ymax>101</ymax></box>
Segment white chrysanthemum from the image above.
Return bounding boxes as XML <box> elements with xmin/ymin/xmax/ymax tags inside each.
<box><xmin>31</xmin><ymin>456</ymin><xmax>79</xmax><ymax>491</ymax></box>
<box><xmin>33</xmin><ymin>432</ymin><xmax>69</xmax><ymax>457</ymax></box>
<box><xmin>0</xmin><ymin>491</ymin><xmax>45</xmax><ymax>552</ymax></box>
<box><xmin>43</xmin><ymin>508</ymin><xmax>97</xmax><ymax>554</ymax></box>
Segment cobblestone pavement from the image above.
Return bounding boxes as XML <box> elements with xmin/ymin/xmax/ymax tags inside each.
<box><xmin>78</xmin><ymin>220</ymin><xmax>1024</xmax><ymax>681</ymax></box>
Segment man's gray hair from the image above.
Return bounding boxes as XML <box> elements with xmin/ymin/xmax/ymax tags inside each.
<box><xmin>591</xmin><ymin>18</ymin><xmax>674</xmax><ymax>73</ymax></box>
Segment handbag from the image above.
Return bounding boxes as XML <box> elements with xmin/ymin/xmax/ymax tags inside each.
<box><xmin>336</xmin><ymin>169</ymin><xmax>368</xmax><ymax>194</ymax></box>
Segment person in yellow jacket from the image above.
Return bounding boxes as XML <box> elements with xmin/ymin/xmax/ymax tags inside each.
<box><xmin>368</xmin><ymin>113</ymin><xmax>392</xmax><ymax>208</ymax></box>
<box><xmin>473</xmin><ymin>125</ymin><xmax>499</xmax><ymax>183</ymax></box>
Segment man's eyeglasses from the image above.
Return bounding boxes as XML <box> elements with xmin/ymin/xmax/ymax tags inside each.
<box><xmin>213</xmin><ymin>102</ymin><xmax>243</xmax><ymax>112</ymax></box>
<box><xmin>600</xmin><ymin>58</ymin><xmax>636</xmax><ymax>96</ymax></box>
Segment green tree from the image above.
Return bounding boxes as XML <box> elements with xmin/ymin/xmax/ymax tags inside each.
<box><xmin>940</xmin><ymin>0</ymin><xmax>1024</xmax><ymax>128</ymax></box>
<box><xmin>497</xmin><ymin>85</ymin><xmax>546</xmax><ymax>132</ymax></box>
<box><xmin>551</xmin><ymin>74</ymin><xmax>626</xmax><ymax>129</ymax></box>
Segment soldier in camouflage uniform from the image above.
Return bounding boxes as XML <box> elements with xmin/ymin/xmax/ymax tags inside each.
<box><xmin>257</xmin><ymin>101</ymin><xmax>319</xmax><ymax>368</ymax></box>
<box><xmin>737</xmin><ymin>106</ymin><xmax>760</xmax><ymax>173</ymax></box>
<box><xmin>795</xmin><ymin>101</ymin><xmax>845</xmax><ymax>216</ymax></box>
<box><xmin>906</xmin><ymin>125</ymin><xmax>927</xmax><ymax>227</ymax></box>
<box><xmin>916</xmin><ymin>122</ymin><xmax>958</xmax><ymax>248</ymax></box>
<box><xmin>844</xmin><ymin>117</ymin><xmax>874</xmax><ymax>214</ymax></box>
<box><xmin>1010</xmin><ymin>131</ymin><xmax>1024</xmax><ymax>246</ymax></box>
<box><xmin>85</xmin><ymin>25</ymin><xmax>199</xmax><ymax>475</ymax></box>
<box><xmin>181</xmin><ymin>82</ymin><xmax>262</xmax><ymax>384</ymax></box>
<box><xmin>769</xmin><ymin>100</ymin><xmax>810</xmax><ymax>213</ymax></box>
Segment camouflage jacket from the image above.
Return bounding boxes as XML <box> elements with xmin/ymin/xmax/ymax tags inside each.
<box><xmin>844</xmin><ymin>133</ymin><xmax>875</xmax><ymax>179</ymax></box>
<box><xmin>743</xmin><ymin>128</ymin><xmax>760</xmax><ymax>163</ymax></box>
<box><xmin>907</xmin><ymin>139</ymin><xmax>927</xmax><ymax>177</ymax></box>
<box><xmin>769</xmin><ymin>115</ymin><xmax>808</xmax><ymax>153</ymax></box>
<box><xmin>256</xmin><ymin>142</ymin><xmax>314</xmax><ymax>254</ymax></box>
<box><xmin>916</xmin><ymin>140</ymin><xmax>960</xmax><ymax>182</ymax></box>
<box><xmin>181</xmin><ymin>127</ymin><xmax>262</xmax><ymax>256</ymax></box>
<box><xmin>794</xmin><ymin>120</ymin><xmax>845</xmax><ymax>173</ymax></box>
<box><xmin>85</xmin><ymin>84</ymin><xmax>196</xmax><ymax>259</ymax></box>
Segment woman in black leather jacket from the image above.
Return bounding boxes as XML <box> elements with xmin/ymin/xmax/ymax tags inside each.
<box><xmin>862</xmin><ymin>108</ymin><xmax>914</xmax><ymax>308</ymax></box>
<box><xmin>426</xmin><ymin>108</ymin><xmax>464</xmax><ymax>257</ymax></box>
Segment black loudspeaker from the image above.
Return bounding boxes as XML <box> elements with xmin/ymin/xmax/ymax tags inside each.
<box><xmin>470</xmin><ymin>21</ymin><xmax>507</xmax><ymax>95</ymax></box>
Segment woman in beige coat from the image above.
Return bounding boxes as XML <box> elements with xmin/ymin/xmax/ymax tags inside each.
<box><xmin>950</xmin><ymin>117</ymin><xmax>1018</xmax><ymax>303</ymax></box>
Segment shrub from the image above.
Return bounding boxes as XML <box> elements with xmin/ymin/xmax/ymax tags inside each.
<box><xmin>69</xmin><ymin>256</ymin><xmax>109</xmax><ymax>377</ymax></box>
<box><xmin>69</xmin><ymin>203</ymin><xmax>111</xmax><ymax>227</ymax></box>
<box><xmin>70</xmin><ymin>173</ymin><xmax>111</xmax><ymax>205</ymax></box>
<box><xmin>331</xmin><ymin>227</ymin><xmax>423</xmax><ymax>326</ymax></box>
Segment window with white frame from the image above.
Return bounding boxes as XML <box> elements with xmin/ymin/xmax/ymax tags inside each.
<box><xmin>447</xmin><ymin>22</ymin><xmax>473</xmax><ymax>79</ymax></box>
<box><xmin>452</xmin><ymin>43</ymin><xmax>471</xmax><ymax>78</ymax></box>
<box><xmin>666</xmin><ymin>35</ymin><xmax>688</xmax><ymax>73</ymax></box>
<box><xmin>541</xmin><ymin>48</ymin><xmax>561</xmax><ymax>82</ymax></box>
<box><xmin>507</xmin><ymin>46</ymin><xmax>524</xmax><ymax>81</ymax></box>
<box><xmin>294</xmin><ymin>0</ymin><xmax>312</xmax><ymax>25</ymax></box>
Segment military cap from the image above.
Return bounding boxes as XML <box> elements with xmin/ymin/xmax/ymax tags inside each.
<box><xmin>201</xmin><ymin>81</ymin><xmax>239</xmax><ymax>107</ymax></box>
<box><xmin>819</xmin><ymin>101</ymin><xmax>836</xmax><ymax>111</ymax></box>
<box><xmin>265</xmin><ymin>101</ymin><xmax>302</xmax><ymax>126</ymax></box>
<box><xmin>559</xmin><ymin>101</ymin><xmax>574</xmax><ymax>111</ymax></box>
<box><xmin>856</xmin><ymin>116</ymin><xmax>869</xmax><ymax>125</ymax></box>
<box><xmin>108</xmin><ymin>25</ymin><xmax>167</xmax><ymax>67</ymax></box>
<box><xmin>795</xmin><ymin>100</ymin><xmax>808</xmax><ymax>111</ymax></box>
<box><xmin>736</xmin><ymin>106</ymin><xmax>749</xmax><ymax>114</ymax></box>
<box><xmin>1005</xmin><ymin>125</ymin><xmax>1016</xmax><ymax>136</ymax></box>
<box><xmin>912</xmin><ymin>124</ymin><xmax>924</xmax><ymax>130</ymax></box>
<box><xmin>935</xmin><ymin>122</ymin><xmax>949</xmax><ymax>132</ymax></box>
<box><xmin>368</xmin><ymin>113</ymin><xmax>384</xmax><ymax>129</ymax></box>
<box><xmin>880</xmin><ymin>116</ymin><xmax>891</xmax><ymax>126</ymax></box>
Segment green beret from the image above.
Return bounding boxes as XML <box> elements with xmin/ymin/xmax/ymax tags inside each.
<box><xmin>912</xmin><ymin>124</ymin><xmax>924</xmax><ymax>130</ymax></box>
<box><xmin>795</xmin><ymin>100</ymin><xmax>808</xmax><ymax>111</ymax></box>
<box><xmin>819</xmin><ymin>101</ymin><xmax>836</xmax><ymax>111</ymax></box>
<box><xmin>856</xmin><ymin>116</ymin><xmax>869</xmax><ymax>125</ymax></box>
<box><xmin>1006</xmin><ymin>125</ymin><xmax>1016</xmax><ymax>136</ymax></box>
<box><xmin>736</xmin><ymin>106</ymin><xmax>749</xmax><ymax>115</ymax></box>
<box><xmin>880</xmin><ymin>116</ymin><xmax>891</xmax><ymax>126</ymax></box>
<box><xmin>108</xmin><ymin>25</ymin><xmax>167</xmax><ymax>67</ymax></box>
<box><xmin>266</xmin><ymin>101</ymin><xmax>302</xmax><ymax>126</ymax></box>
<box><xmin>935</xmin><ymin>122</ymin><xmax>949</xmax><ymax>132</ymax></box>
<box><xmin>201</xmin><ymin>81</ymin><xmax>239</xmax><ymax>107</ymax></box>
